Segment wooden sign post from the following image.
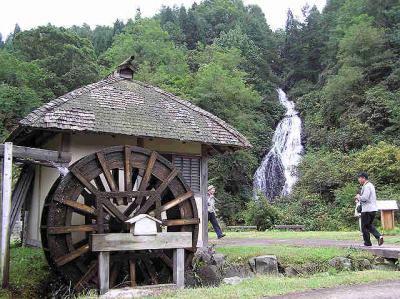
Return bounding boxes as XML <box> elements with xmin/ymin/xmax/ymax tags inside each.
<box><xmin>0</xmin><ymin>142</ymin><xmax>13</xmax><ymax>288</ymax></box>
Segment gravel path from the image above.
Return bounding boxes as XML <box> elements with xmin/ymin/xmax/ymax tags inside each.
<box><xmin>265</xmin><ymin>280</ymin><xmax>400</xmax><ymax>299</ymax></box>
<box><xmin>211</xmin><ymin>238</ymin><xmax>400</xmax><ymax>258</ymax></box>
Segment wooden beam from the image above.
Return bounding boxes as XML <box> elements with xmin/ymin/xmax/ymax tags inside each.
<box><xmin>201</xmin><ymin>145</ymin><xmax>209</xmax><ymax>248</ymax></box>
<box><xmin>162</xmin><ymin>218</ymin><xmax>200</xmax><ymax>226</ymax></box>
<box><xmin>0</xmin><ymin>142</ymin><xmax>12</xmax><ymax>288</ymax></box>
<box><xmin>46</xmin><ymin>224</ymin><xmax>100</xmax><ymax>234</ymax></box>
<box><xmin>0</xmin><ymin>144</ymin><xmax>71</xmax><ymax>167</ymax></box>
<box><xmin>55</xmin><ymin>244</ymin><xmax>90</xmax><ymax>266</ymax></box>
<box><xmin>91</xmin><ymin>232</ymin><xmax>192</xmax><ymax>252</ymax></box>
<box><xmin>129</xmin><ymin>259</ymin><xmax>136</xmax><ymax>287</ymax></box>
<box><xmin>61</xmin><ymin>199</ymin><xmax>97</xmax><ymax>216</ymax></box>
<box><xmin>98</xmin><ymin>252</ymin><xmax>110</xmax><ymax>295</ymax></box>
<box><xmin>149</xmin><ymin>191</ymin><xmax>193</xmax><ymax>216</ymax></box>
<box><xmin>10</xmin><ymin>165</ymin><xmax>34</xmax><ymax>231</ymax></box>
<box><xmin>173</xmin><ymin>248</ymin><xmax>185</xmax><ymax>288</ymax></box>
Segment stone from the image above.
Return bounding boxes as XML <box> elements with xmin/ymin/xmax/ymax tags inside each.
<box><xmin>224</xmin><ymin>264</ymin><xmax>255</xmax><ymax>278</ymax></box>
<box><xmin>360</xmin><ymin>259</ymin><xmax>372</xmax><ymax>270</ymax></box>
<box><xmin>223</xmin><ymin>276</ymin><xmax>243</xmax><ymax>285</ymax></box>
<box><xmin>100</xmin><ymin>287</ymin><xmax>154</xmax><ymax>299</ymax></box>
<box><xmin>372</xmin><ymin>263</ymin><xmax>398</xmax><ymax>271</ymax></box>
<box><xmin>197</xmin><ymin>265</ymin><xmax>222</xmax><ymax>286</ymax></box>
<box><xmin>328</xmin><ymin>257</ymin><xmax>352</xmax><ymax>271</ymax></box>
<box><xmin>249</xmin><ymin>255</ymin><xmax>278</xmax><ymax>275</ymax></box>
<box><xmin>213</xmin><ymin>253</ymin><xmax>225</xmax><ymax>268</ymax></box>
<box><xmin>284</xmin><ymin>266</ymin><xmax>299</xmax><ymax>277</ymax></box>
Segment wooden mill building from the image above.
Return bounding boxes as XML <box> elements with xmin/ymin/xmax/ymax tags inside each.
<box><xmin>5</xmin><ymin>57</ymin><xmax>250</xmax><ymax>289</ymax></box>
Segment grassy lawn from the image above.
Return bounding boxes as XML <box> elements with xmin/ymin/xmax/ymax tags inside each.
<box><xmin>0</xmin><ymin>244</ymin><xmax>49</xmax><ymax>299</ymax></box>
<box><xmin>209</xmin><ymin>230</ymin><xmax>400</xmax><ymax>244</ymax></box>
<box><xmin>156</xmin><ymin>270</ymin><xmax>400</xmax><ymax>299</ymax></box>
<box><xmin>216</xmin><ymin>245</ymin><xmax>372</xmax><ymax>268</ymax></box>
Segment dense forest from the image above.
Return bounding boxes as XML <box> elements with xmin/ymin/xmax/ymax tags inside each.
<box><xmin>1</xmin><ymin>0</ymin><xmax>400</xmax><ymax>230</ymax></box>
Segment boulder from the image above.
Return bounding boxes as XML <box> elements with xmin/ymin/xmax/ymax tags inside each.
<box><xmin>224</xmin><ymin>264</ymin><xmax>254</xmax><ymax>278</ymax></box>
<box><xmin>213</xmin><ymin>253</ymin><xmax>225</xmax><ymax>269</ymax></box>
<box><xmin>372</xmin><ymin>263</ymin><xmax>398</xmax><ymax>271</ymax></box>
<box><xmin>284</xmin><ymin>266</ymin><xmax>299</xmax><ymax>277</ymax></box>
<box><xmin>197</xmin><ymin>265</ymin><xmax>222</xmax><ymax>286</ymax></box>
<box><xmin>248</xmin><ymin>255</ymin><xmax>278</xmax><ymax>275</ymax></box>
<box><xmin>329</xmin><ymin>257</ymin><xmax>352</xmax><ymax>271</ymax></box>
<box><xmin>223</xmin><ymin>276</ymin><xmax>243</xmax><ymax>285</ymax></box>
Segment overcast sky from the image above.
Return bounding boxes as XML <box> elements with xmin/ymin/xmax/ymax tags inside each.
<box><xmin>1</xmin><ymin>0</ymin><xmax>326</xmax><ymax>39</ymax></box>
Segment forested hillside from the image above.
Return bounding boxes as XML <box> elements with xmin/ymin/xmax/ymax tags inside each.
<box><xmin>278</xmin><ymin>0</ymin><xmax>400</xmax><ymax>230</ymax></box>
<box><xmin>1</xmin><ymin>0</ymin><xmax>399</xmax><ymax>230</ymax></box>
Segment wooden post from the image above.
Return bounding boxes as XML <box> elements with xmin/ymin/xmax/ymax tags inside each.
<box><xmin>98</xmin><ymin>251</ymin><xmax>110</xmax><ymax>295</ymax></box>
<box><xmin>200</xmin><ymin>145</ymin><xmax>209</xmax><ymax>248</ymax></box>
<box><xmin>173</xmin><ymin>248</ymin><xmax>185</xmax><ymax>288</ymax></box>
<box><xmin>0</xmin><ymin>142</ymin><xmax>12</xmax><ymax>288</ymax></box>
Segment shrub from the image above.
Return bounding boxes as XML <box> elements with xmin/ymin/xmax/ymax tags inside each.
<box><xmin>244</xmin><ymin>195</ymin><xmax>281</xmax><ymax>230</ymax></box>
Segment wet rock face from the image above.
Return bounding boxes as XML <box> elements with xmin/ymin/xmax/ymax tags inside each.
<box><xmin>259</xmin><ymin>152</ymin><xmax>285</xmax><ymax>200</ymax></box>
<box><xmin>248</xmin><ymin>255</ymin><xmax>279</xmax><ymax>275</ymax></box>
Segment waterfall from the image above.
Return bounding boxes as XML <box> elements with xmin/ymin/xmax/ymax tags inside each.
<box><xmin>254</xmin><ymin>89</ymin><xmax>303</xmax><ymax>200</ymax></box>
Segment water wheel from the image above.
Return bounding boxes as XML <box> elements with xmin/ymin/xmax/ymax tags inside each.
<box><xmin>40</xmin><ymin>145</ymin><xmax>199</xmax><ymax>292</ymax></box>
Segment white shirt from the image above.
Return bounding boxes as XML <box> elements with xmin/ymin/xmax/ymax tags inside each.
<box><xmin>207</xmin><ymin>194</ymin><xmax>216</xmax><ymax>213</ymax></box>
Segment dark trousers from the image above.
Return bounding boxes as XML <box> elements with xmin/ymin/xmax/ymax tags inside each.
<box><xmin>361</xmin><ymin>212</ymin><xmax>381</xmax><ymax>246</ymax></box>
<box><xmin>208</xmin><ymin>212</ymin><xmax>223</xmax><ymax>238</ymax></box>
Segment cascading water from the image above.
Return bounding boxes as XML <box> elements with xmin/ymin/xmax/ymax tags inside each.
<box><xmin>254</xmin><ymin>89</ymin><xmax>303</xmax><ymax>200</ymax></box>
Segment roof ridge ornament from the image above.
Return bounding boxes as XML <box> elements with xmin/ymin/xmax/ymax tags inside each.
<box><xmin>115</xmin><ymin>55</ymin><xmax>138</xmax><ymax>79</ymax></box>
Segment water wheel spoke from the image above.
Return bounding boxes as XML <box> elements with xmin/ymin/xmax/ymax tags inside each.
<box><xmin>143</xmin><ymin>259</ymin><xmax>158</xmax><ymax>284</ymax></box>
<box><xmin>137</xmin><ymin>260</ymin><xmax>151</xmax><ymax>282</ymax></box>
<box><xmin>160</xmin><ymin>253</ymin><xmax>173</xmax><ymax>269</ymax></box>
<box><xmin>101</xmin><ymin>198</ymin><xmax>128</xmax><ymax>222</ymax></box>
<box><xmin>97</xmin><ymin>152</ymin><xmax>118</xmax><ymax>191</ymax></box>
<box><xmin>136</xmin><ymin>169</ymin><xmax>179</xmax><ymax>215</ymax></box>
<box><xmin>93</xmin><ymin>177</ymin><xmax>106</xmax><ymax>192</ymax></box>
<box><xmin>71</xmin><ymin>168</ymin><xmax>98</xmax><ymax>194</ymax></box>
<box><xmin>129</xmin><ymin>259</ymin><xmax>136</xmax><ymax>287</ymax></box>
<box><xmin>74</xmin><ymin>262</ymin><xmax>98</xmax><ymax>292</ymax></box>
<box><xmin>149</xmin><ymin>191</ymin><xmax>193</xmax><ymax>216</ymax></box>
<box><xmin>47</xmin><ymin>224</ymin><xmax>99</xmax><ymax>234</ymax></box>
<box><xmin>124</xmin><ymin>146</ymin><xmax>132</xmax><ymax>191</ymax></box>
<box><xmin>162</xmin><ymin>218</ymin><xmax>200</xmax><ymax>226</ymax></box>
<box><xmin>55</xmin><ymin>244</ymin><xmax>90</xmax><ymax>267</ymax></box>
<box><xmin>61</xmin><ymin>199</ymin><xmax>97</xmax><ymax>216</ymax></box>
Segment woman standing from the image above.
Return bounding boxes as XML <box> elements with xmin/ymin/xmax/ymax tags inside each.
<box><xmin>207</xmin><ymin>185</ymin><xmax>226</xmax><ymax>239</ymax></box>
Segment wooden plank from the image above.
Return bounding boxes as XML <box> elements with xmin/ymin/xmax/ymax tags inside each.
<box><xmin>98</xmin><ymin>251</ymin><xmax>110</xmax><ymax>295</ymax></box>
<box><xmin>101</xmin><ymin>197</ymin><xmax>128</xmax><ymax>222</ymax></box>
<box><xmin>135</xmin><ymin>168</ymin><xmax>179</xmax><ymax>215</ymax></box>
<box><xmin>96</xmin><ymin>152</ymin><xmax>117</xmax><ymax>191</ymax></box>
<box><xmin>149</xmin><ymin>191</ymin><xmax>193</xmax><ymax>216</ymax></box>
<box><xmin>70</xmin><ymin>169</ymin><xmax>98</xmax><ymax>194</ymax></box>
<box><xmin>47</xmin><ymin>224</ymin><xmax>100</xmax><ymax>234</ymax></box>
<box><xmin>173</xmin><ymin>248</ymin><xmax>185</xmax><ymax>288</ymax></box>
<box><xmin>129</xmin><ymin>259</ymin><xmax>136</xmax><ymax>287</ymax></box>
<box><xmin>124</xmin><ymin>146</ymin><xmax>132</xmax><ymax>192</ymax></box>
<box><xmin>91</xmin><ymin>232</ymin><xmax>192</xmax><ymax>252</ymax></box>
<box><xmin>0</xmin><ymin>142</ymin><xmax>12</xmax><ymax>287</ymax></box>
<box><xmin>55</xmin><ymin>244</ymin><xmax>90</xmax><ymax>266</ymax></box>
<box><xmin>10</xmin><ymin>165</ymin><xmax>34</xmax><ymax>231</ymax></box>
<box><xmin>74</xmin><ymin>262</ymin><xmax>97</xmax><ymax>292</ymax></box>
<box><xmin>62</xmin><ymin>199</ymin><xmax>97</xmax><ymax>216</ymax></box>
<box><xmin>0</xmin><ymin>144</ymin><xmax>71</xmax><ymax>166</ymax></box>
<box><xmin>163</xmin><ymin>218</ymin><xmax>200</xmax><ymax>226</ymax></box>
<box><xmin>200</xmin><ymin>145</ymin><xmax>209</xmax><ymax>248</ymax></box>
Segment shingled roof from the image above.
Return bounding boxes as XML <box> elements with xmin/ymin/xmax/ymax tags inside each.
<box><xmin>9</xmin><ymin>63</ymin><xmax>251</xmax><ymax>149</ymax></box>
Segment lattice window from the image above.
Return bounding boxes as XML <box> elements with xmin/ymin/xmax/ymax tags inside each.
<box><xmin>173</xmin><ymin>156</ymin><xmax>201</xmax><ymax>193</ymax></box>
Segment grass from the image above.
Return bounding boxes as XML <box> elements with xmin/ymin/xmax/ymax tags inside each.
<box><xmin>0</xmin><ymin>244</ymin><xmax>50</xmax><ymax>299</ymax></box>
<box><xmin>156</xmin><ymin>270</ymin><xmax>400</xmax><ymax>299</ymax></box>
<box><xmin>216</xmin><ymin>245</ymin><xmax>372</xmax><ymax>272</ymax></box>
<box><xmin>210</xmin><ymin>230</ymin><xmax>400</xmax><ymax>244</ymax></box>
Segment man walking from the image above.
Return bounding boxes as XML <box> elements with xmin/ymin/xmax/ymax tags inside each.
<box><xmin>207</xmin><ymin>185</ymin><xmax>225</xmax><ymax>239</ymax></box>
<box><xmin>355</xmin><ymin>172</ymin><xmax>384</xmax><ymax>247</ymax></box>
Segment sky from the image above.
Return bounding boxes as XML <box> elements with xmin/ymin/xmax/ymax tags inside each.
<box><xmin>0</xmin><ymin>0</ymin><xmax>326</xmax><ymax>39</ymax></box>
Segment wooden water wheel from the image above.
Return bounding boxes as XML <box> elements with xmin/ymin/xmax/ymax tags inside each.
<box><xmin>40</xmin><ymin>145</ymin><xmax>199</xmax><ymax>292</ymax></box>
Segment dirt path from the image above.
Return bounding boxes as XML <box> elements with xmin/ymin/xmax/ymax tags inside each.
<box><xmin>265</xmin><ymin>280</ymin><xmax>400</xmax><ymax>299</ymax></box>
